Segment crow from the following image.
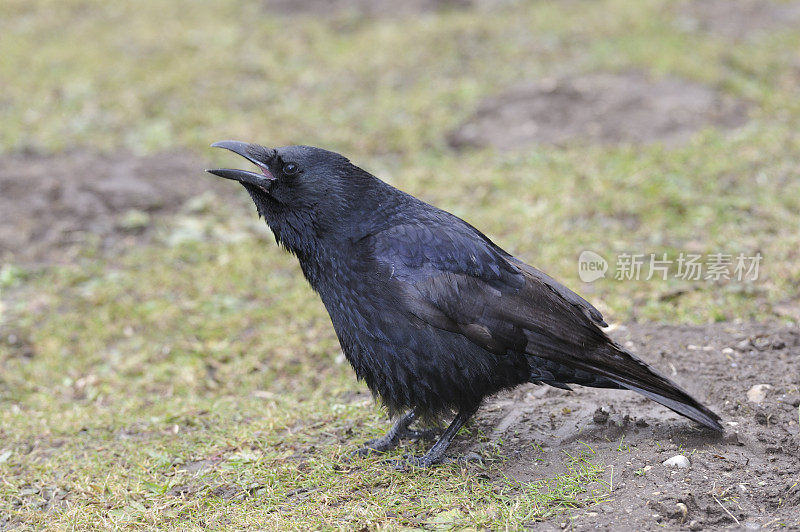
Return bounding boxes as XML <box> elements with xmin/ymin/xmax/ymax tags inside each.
<box><xmin>207</xmin><ymin>140</ymin><xmax>723</xmax><ymax>468</ymax></box>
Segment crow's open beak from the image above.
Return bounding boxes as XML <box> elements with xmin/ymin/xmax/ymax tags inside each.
<box><xmin>207</xmin><ymin>140</ymin><xmax>276</xmax><ymax>191</ymax></box>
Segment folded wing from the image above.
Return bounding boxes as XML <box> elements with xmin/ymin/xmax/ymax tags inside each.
<box><xmin>367</xmin><ymin>218</ymin><xmax>722</xmax><ymax>431</ymax></box>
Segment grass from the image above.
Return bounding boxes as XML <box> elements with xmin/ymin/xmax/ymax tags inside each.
<box><xmin>2</xmin><ymin>0</ymin><xmax>800</xmax><ymax>528</ymax></box>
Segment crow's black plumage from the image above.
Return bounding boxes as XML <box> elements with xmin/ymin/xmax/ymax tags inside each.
<box><xmin>207</xmin><ymin>140</ymin><xmax>723</xmax><ymax>468</ymax></box>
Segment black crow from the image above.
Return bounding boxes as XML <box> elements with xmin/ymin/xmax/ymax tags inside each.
<box><xmin>207</xmin><ymin>140</ymin><xmax>723</xmax><ymax>468</ymax></box>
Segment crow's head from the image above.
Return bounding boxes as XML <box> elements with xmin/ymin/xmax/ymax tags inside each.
<box><xmin>207</xmin><ymin>140</ymin><xmax>374</xmax><ymax>254</ymax></box>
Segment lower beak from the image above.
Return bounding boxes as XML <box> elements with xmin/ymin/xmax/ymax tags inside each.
<box><xmin>206</xmin><ymin>140</ymin><xmax>276</xmax><ymax>191</ymax></box>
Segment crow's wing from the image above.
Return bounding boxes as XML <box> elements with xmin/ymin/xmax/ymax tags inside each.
<box><xmin>367</xmin><ymin>220</ymin><xmax>609</xmax><ymax>359</ymax></box>
<box><xmin>366</xmin><ymin>219</ymin><xmax>723</xmax><ymax>431</ymax></box>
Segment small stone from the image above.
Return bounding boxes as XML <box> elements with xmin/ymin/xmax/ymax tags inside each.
<box><xmin>689</xmin><ymin>520</ymin><xmax>703</xmax><ymax>531</ymax></box>
<box><xmin>687</xmin><ymin>344</ymin><xmax>713</xmax><ymax>351</ymax></box>
<box><xmin>753</xmin><ymin>337</ymin><xmax>770</xmax><ymax>351</ymax></box>
<box><xmin>747</xmin><ymin>384</ymin><xmax>772</xmax><ymax>403</ymax></box>
<box><xmin>675</xmin><ymin>502</ymin><xmax>689</xmax><ymax>522</ymax></box>
<box><xmin>662</xmin><ymin>455</ymin><xmax>691</xmax><ymax>468</ymax></box>
<box><xmin>736</xmin><ymin>339</ymin><xmax>751</xmax><ymax>351</ymax></box>
<box><xmin>721</xmin><ymin>347</ymin><xmax>734</xmax><ymax>355</ymax></box>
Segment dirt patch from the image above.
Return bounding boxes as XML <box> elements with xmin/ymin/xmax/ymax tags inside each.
<box><xmin>448</xmin><ymin>72</ymin><xmax>750</xmax><ymax>149</ymax></box>
<box><xmin>677</xmin><ymin>0</ymin><xmax>800</xmax><ymax>40</ymax></box>
<box><xmin>262</xmin><ymin>0</ymin><xmax>517</xmax><ymax>17</ymax></box>
<box><xmin>0</xmin><ymin>150</ymin><xmax>234</xmax><ymax>264</ymax></box>
<box><xmin>450</xmin><ymin>321</ymin><xmax>799</xmax><ymax>529</ymax></box>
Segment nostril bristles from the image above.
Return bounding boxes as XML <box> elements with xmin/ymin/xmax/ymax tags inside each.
<box><xmin>247</xmin><ymin>144</ymin><xmax>276</xmax><ymax>163</ymax></box>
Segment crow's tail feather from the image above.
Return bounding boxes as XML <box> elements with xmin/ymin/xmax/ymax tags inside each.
<box><xmin>529</xmin><ymin>356</ymin><xmax>623</xmax><ymax>390</ymax></box>
<box><xmin>584</xmin><ymin>344</ymin><xmax>723</xmax><ymax>431</ymax></box>
<box><xmin>529</xmin><ymin>345</ymin><xmax>723</xmax><ymax>432</ymax></box>
<box><xmin>613</xmin><ymin>379</ymin><xmax>723</xmax><ymax>431</ymax></box>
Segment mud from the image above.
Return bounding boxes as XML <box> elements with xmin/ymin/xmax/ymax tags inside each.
<box><xmin>448</xmin><ymin>71</ymin><xmax>750</xmax><ymax>149</ymax></box>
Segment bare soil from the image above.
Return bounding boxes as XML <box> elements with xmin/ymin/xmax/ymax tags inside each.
<box><xmin>448</xmin><ymin>71</ymin><xmax>750</xmax><ymax>149</ymax></box>
<box><xmin>455</xmin><ymin>322</ymin><xmax>800</xmax><ymax>530</ymax></box>
<box><xmin>0</xmin><ymin>150</ymin><xmax>233</xmax><ymax>264</ymax></box>
<box><xmin>677</xmin><ymin>0</ymin><xmax>800</xmax><ymax>40</ymax></box>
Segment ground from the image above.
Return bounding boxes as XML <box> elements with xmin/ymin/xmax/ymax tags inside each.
<box><xmin>0</xmin><ymin>150</ymin><xmax>231</xmax><ymax>264</ymax></box>
<box><xmin>447</xmin><ymin>71</ymin><xmax>750</xmax><ymax>149</ymax></box>
<box><xmin>1</xmin><ymin>0</ymin><xmax>800</xmax><ymax>529</ymax></box>
<box><xmin>470</xmin><ymin>322</ymin><xmax>800</xmax><ymax>530</ymax></box>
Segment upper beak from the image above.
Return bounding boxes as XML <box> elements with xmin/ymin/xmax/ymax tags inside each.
<box><xmin>206</xmin><ymin>140</ymin><xmax>276</xmax><ymax>191</ymax></box>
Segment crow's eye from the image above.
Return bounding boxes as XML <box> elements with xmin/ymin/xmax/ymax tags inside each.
<box><xmin>282</xmin><ymin>162</ymin><xmax>299</xmax><ymax>176</ymax></box>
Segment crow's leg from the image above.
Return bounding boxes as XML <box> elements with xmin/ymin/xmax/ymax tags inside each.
<box><xmin>386</xmin><ymin>407</ymin><xmax>477</xmax><ymax>469</ymax></box>
<box><xmin>353</xmin><ymin>410</ymin><xmax>418</xmax><ymax>456</ymax></box>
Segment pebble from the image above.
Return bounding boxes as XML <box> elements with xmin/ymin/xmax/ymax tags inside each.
<box><xmin>662</xmin><ymin>455</ymin><xmax>691</xmax><ymax>468</ymax></box>
<box><xmin>675</xmin><ymin>502</ymin><xmax>688</xmax><ymax>521</ymax></box>
<box><xmin>753</xmin><ymin>337</ymin><xmax>771</xmax><ymax>351</ymax></box>
<box><xmin>747</xmin><ymin>384</ymin><xmax>771</xmax><ymax>403</ymax></box>
<box><xmin>736</xmin><ymin>339</ymin><xmax>751</xmax><ymax>351</ymax></box>
<box><xmin>687</xmin><ymin>344</ymin><xmax>713</xmax><ymax>351</ymax></box>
